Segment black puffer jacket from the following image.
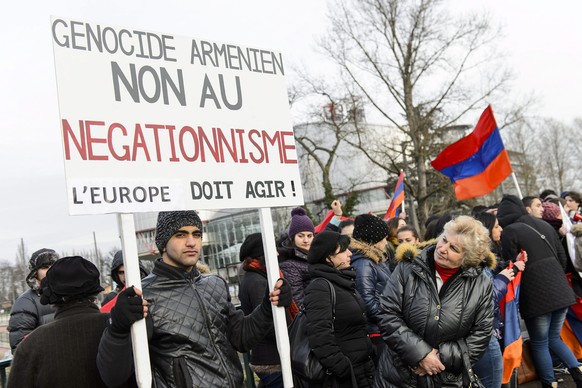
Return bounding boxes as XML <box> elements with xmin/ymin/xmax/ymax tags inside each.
<box><xmin>97</xmin><ymin>259</ymin><xmax>274</xmax><ymax>388</ymax></box>
<box><xmin>374</xmin><ymin>244</ymin><xmax>493</xmax><ymax>388</ymax></box>
<box><xmin>304</xmin><ymin>264</ymin><xmax>375</xmax><ymax>388</ymax></box>
<box><xmin>8</xmin><ymin>288</ymin><xmax>55</xmax><ymax>353</ymax></box>
<box><xmin>497</xmin><ymin>194</ymin><xmax>576</xmax><ymax>319</ymax></box>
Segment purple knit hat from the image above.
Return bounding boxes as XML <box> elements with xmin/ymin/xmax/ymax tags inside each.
<box><xmin>288</xmin><ymin>207</ymin><xmax>315</xmax><ymax>238</ymax></box>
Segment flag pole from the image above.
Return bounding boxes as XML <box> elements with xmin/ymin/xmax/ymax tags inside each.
<box><xmin>400</xmin><ymin>169</ymin><xmax>405</xmax><ymax>216</ymax></box>
<box><xmin>510</xmin><ymin>172</ymin><xmax>523</xmax><ymax>199</ymax></box>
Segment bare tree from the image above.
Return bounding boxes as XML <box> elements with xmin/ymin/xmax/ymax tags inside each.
<box><xmin>291</xmin><ymin>75</ymin><xmax>375</xmax><ymax>215</ymax></box>
<box><xmin>318</xmin><ymin>0</ymin><xmax>515</xmax><ymax>224</ymax></box>
<box><xmin>502</xmin><ymin>121</ymin><xmax>540</xmax><ymax>196</ymax></box>
<box><xmin>535</xmin><ymin>118</ymin><xmax>578</xmax><ymax>193</ymax></box>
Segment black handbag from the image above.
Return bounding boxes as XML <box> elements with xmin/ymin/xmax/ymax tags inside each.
<box><xmin>459</xmin><ymin>339</ymin><xmax>485</xmax><ymax>388</ymax></box>
<box><xmin>289</xmin><ymin>278</ymin><xmax>336</xmax><ymax>381</ymax></box>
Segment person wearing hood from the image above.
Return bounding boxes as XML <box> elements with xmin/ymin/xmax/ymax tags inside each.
<box><xmin>8</xmin><ymin>248</ymin><xmax>59</xmax><ymax>353</ymax></box>
<box><xmin>374</xmin><ymin>216</ymin><xmax>493</xmax><ymax>387</ymax></box>
<box><xmin>277</xmin><ymin>207</ymin><xmax>315</xmax><ymax>306</ymax></box>
<box><xmin>6</xmin><ymin>256</ymin><xmax>137</xmax><ymax>388</ymax></box>
<box><xmin>102</xmin><ymin>250</ymin><xmax>149</xmax><ymax>306</ymax></box>
<box><xmin>497</xmin><ymin>194</ymin><xmax>580</xmax><ymax>388</ymax></box>
<box><xmin>349</xmin><ymin>213</ymin><xmax>392</xmax><ymax>366</ymax></box>
<box><xmin>301</xmin><ymin>231</ymin><xmax>375</xmax><ymax>387</ymax></box>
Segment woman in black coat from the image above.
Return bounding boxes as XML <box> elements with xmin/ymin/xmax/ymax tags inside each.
<box><xmin>302</xmin><ymin>231</ymin><xmax>375</xmax><ymax>388</ymax></box>
<box><xmin>375</xmin><ymin>216</ymin><xmax>494</xmax><ymax>388</ymax></box>
<box><xmin>497</xmin><ymin>194</ymin><xmax>581</xmax><ymax>387</ymax></box>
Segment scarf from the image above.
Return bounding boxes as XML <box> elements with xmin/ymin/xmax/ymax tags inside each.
<box><xmin>434</xmin><ymin>261</ymin><xmax>461</xmax><ymax>284</ymax></box>
<box><xmin>243</xmin><ymin>258</ymin><xmax>299</xmax><ymax>320</ymax></box>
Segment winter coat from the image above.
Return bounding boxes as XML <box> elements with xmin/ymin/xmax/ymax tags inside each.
<box><xmin>374</xmin><ymin>244</ymin><xmax>493</xmax><ymax>388</ymax></box>
<box><xmin>278</xmin><ymin>241</ymin><xmax>310</xmax><ymax>306</ymax></box>
<box><xmin>497</xmin><ymin>195</ymin><xmax>576</xmax><ymax>319</ymax></box>
<box><xmin>8</xmin><ymin>301</ymin><xmax>135</xmax><ymax>388</ymax></box>
<box><xmin>97</xmin><ymin>259</ymin><xmax>275</xmax><ymax>388</ymax></box>
<box><xmin>238</xmin><ymin>264</ymin><xmax>281</xmax><ymax>369</ymax></box>
<box><xmin>349</xmin><ymin>239</ymin><xmax>392</xmax><ymax>336</ymax></box>
<box><xmin>303</xmin><ymin>264</ymin><xmax>375</xmax><ymax>388</ymax></box>
<box><xmin>8</xmin><ymin>288</ymin><xmax>55</xmax><ymax>353</ymax></box>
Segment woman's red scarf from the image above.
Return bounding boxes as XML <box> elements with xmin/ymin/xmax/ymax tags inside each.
<box><xmin>244</xmin><ymin>258</ymin><xmax>299</xmax><ymax>320</ymax></box>
<box><xmin>434</xmin><ymin>261</ymin><xmax>461</xmax><ymax>284</ymax></box>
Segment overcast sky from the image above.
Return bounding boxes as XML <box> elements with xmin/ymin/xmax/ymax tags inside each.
<box><xmin>1</xmin><ymin>0</ymin><xmax>580</xmax><ymax>264</ymax></box>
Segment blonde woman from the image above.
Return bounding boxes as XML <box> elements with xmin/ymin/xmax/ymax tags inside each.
<box><xmin>375</xmin><ymin>216</ymin><xmax>493</xmax><ymax>387</ymax></box>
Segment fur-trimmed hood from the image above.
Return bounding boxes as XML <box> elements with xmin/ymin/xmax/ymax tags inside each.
<box><xmin>349</xmin><ymin>238</ymin><xmax>386</xmax><ymax>264</ymax></box>
<box><xmin>572</xmin><ymin>223</ymin><xmax>582</xmax><ymax>238</ymax></box>
<box><xmin>395</xmin><ymin>242</ymin><xmax>496</xmax><ymax>269</ymax></box>
<box><xmin>197</xmin><ymin>261</ymin><xmax>210</xmax><ymax>274</ymax></box>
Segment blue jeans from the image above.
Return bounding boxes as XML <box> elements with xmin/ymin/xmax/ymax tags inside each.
<box><xmin>473</xmin><ymin>336</ymin><xmax>503</xmax><ymax>388</ymax></box>
<box><xmin>524</xmin><ymin>308</ymin><xmax>580</xmax><ymax>383</ymax></box>
<box><xmin>257</xmin><ymin>371</ymin><xmax>283</xmax><ymax>388</ymax></box>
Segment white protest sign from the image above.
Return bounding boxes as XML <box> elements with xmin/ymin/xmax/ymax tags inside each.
<box><xmin>51</xmin><ymin>17</ymin><xmax>304</xmax><ymax>215</ymax></box>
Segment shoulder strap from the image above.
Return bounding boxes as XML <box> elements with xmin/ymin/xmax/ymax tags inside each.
<box><xmin>458</xmin><ymin>339</ymin><xmax>481</xmax><ymax>386</ymax></box>
<box><xmin>521</xmin><ymin>222</ymin><xmax>559</xmax><ymax>258</ymax></box>
<box><xmin>313</xmin><ymin>278</ymin><xmax>336</xmax><ymax>328</ymax></box>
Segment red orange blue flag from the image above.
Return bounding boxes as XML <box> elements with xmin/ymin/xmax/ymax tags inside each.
<box><xmin>431</xmin><ymin>105</ymin><xmax>512</xmax><ymax>200</ymax></box>
<box><xmin>384</xmin><ymin>171</ymin><xmax>405</xmax><ymax>220</ymax></box>
<box><xmin>500</xmin><ymin>260</ymin><xmax>523</xmax><ymax>384</ymax></box>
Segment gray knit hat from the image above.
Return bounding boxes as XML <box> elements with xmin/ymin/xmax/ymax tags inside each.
<box><xmin>155</xmin><ymin>211</ymin><xmax>202</xmax><ymax>253</ymax></box>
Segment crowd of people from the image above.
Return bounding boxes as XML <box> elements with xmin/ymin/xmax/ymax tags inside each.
<box><xmin>5</xmin><ymin>189</ymin><xmax>582</xmax><ymax>388</ymax></box>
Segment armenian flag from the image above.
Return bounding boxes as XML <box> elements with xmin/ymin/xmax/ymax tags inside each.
<box><xmin>500</xmin><ymin>260</ymin><xmax>523</xmax><ymax>384</ymax></box>
<box><xmin>384</xmin><ymin>171</ymin><xmax>405</xmax><ymax>220</ymax></box>
<box><xmin>431</xmin><ymin>105</ymin><xmax>512</xmax><ymax>200</ymax></box>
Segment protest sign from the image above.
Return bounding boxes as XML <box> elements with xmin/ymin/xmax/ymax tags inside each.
<box><xmin>51</xmin><ymin>17</ymin><xmax>304</xmax><ymax>215</ymax></box>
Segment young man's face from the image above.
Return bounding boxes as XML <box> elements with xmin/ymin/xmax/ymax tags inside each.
<box><xmin>526</xmin><ymin>198</ymin><xmax>544</xmax><ymax>219</ymax></box>
<box><xmin>162</xmin><ymin>226</ymin><xmax>202</xmax><ymax>271</ymax></box>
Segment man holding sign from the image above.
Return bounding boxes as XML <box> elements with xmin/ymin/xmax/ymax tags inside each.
<box><xmin>97</xmin><ymin>210</ymin><xmax>292</xmax><ymax>387</ymax></box>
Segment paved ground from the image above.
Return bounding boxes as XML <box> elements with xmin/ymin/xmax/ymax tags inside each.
<box><xmin>519</xmin><ymin>370</ymin><xmax>576</xmax><ymax>387</ymax></box>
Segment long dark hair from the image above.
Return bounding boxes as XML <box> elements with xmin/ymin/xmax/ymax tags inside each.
<box><xmin>474</xmin><ymin>212</ymin><xmax>502</xmax><ymax>258</ymax></box>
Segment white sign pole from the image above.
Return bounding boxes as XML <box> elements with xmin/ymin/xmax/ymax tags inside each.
<box><xmin>258</xmin><ymin>208</ymin><xmax>293</xmax><ymax>387</ymax></box>
<box><xmin>117</xmin><ymin>213</ymin><xmax>152</xmax><ymax>388</ymax></box>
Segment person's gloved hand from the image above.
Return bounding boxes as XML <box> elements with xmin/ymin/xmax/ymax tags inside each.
<box><xmin>109</xmin><ymin>286</ymin><xmax>146</xmax><ymax>335</ymax></box>
<box><xmin>274</xmin><ymin>278</ymin><xmax>292</xmax><ymax>308</ymax></box>
<box><xmin>262</xmin><ymin>278</ymin><xmax>292</xmax><ymax>311</ymax></box>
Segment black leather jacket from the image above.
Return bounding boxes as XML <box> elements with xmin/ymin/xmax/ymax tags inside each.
<box><xmin>374</xmin><ymin>245</ymin><xmax>493</xmax><ymax>388</ymax></box>
<box><xmin>97</xmin><ymin>259</ymin><xmax>274</xmax><ymax>388</ymax></box>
